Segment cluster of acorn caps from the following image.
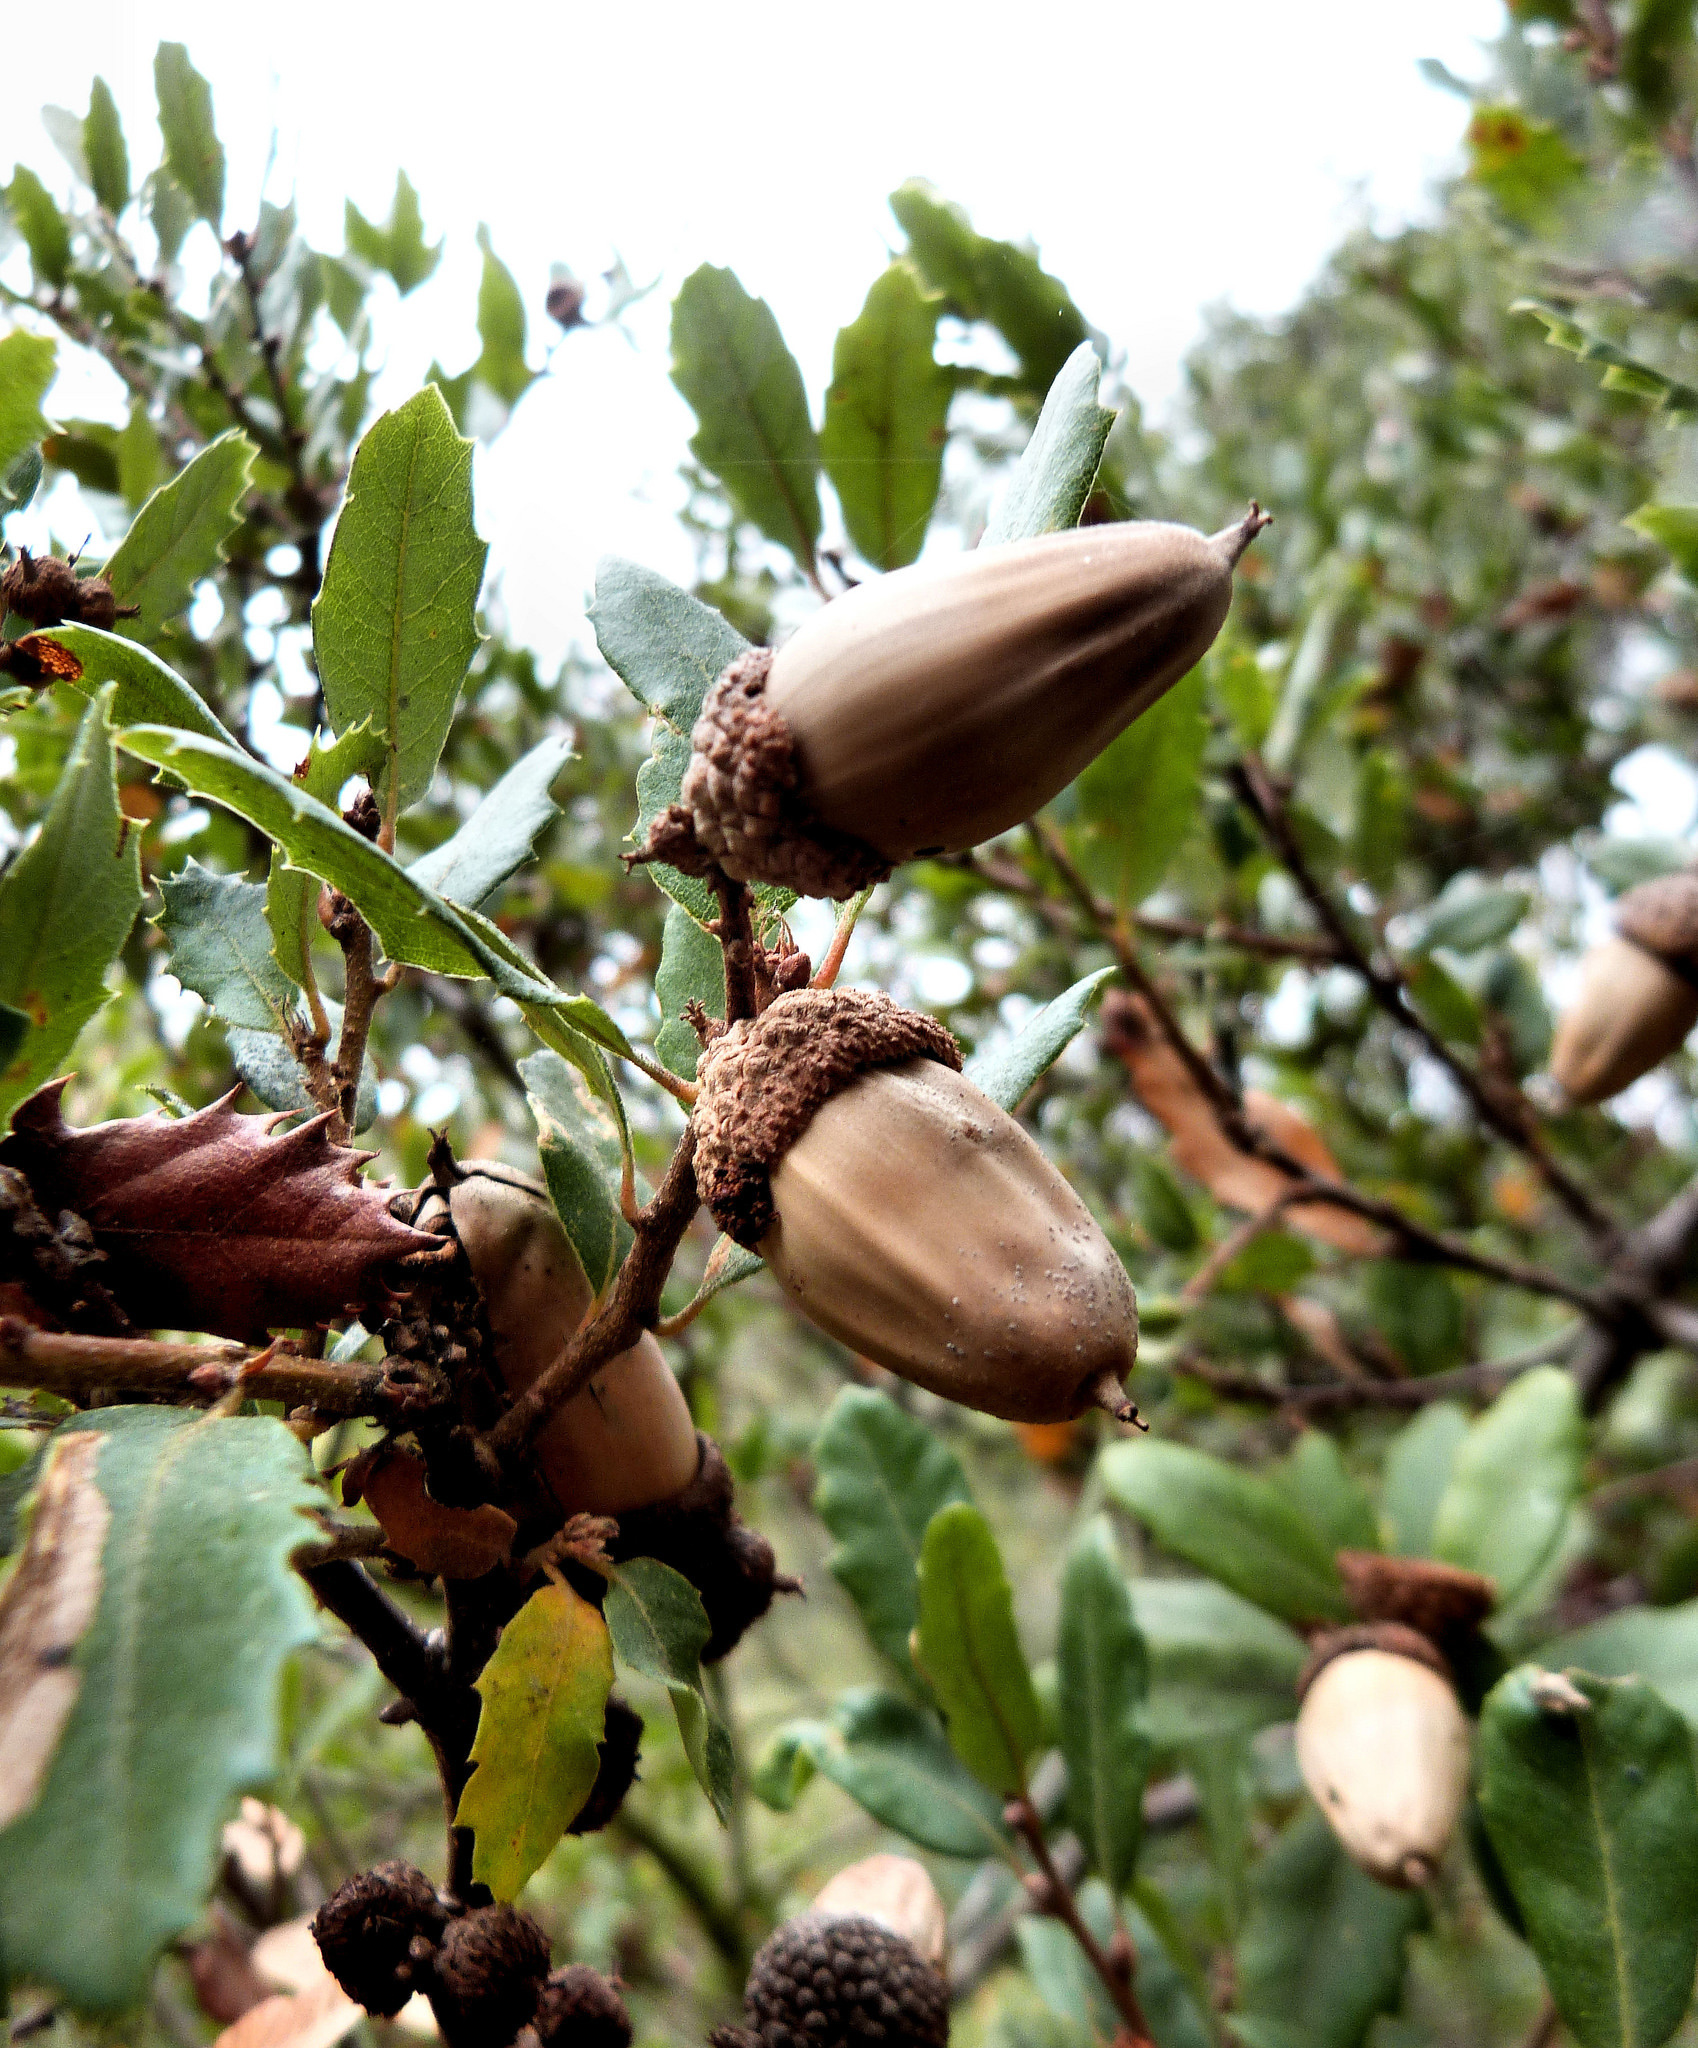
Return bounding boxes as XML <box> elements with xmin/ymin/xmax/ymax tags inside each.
<box><xmin>312</xmin><ymin>1853</ymin><xmax>951</xmax><ymax>2048</ymax></box>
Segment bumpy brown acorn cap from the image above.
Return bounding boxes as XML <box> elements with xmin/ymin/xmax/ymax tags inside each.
<box><xmin>1296</xmin><ymin>1621</ymin><xmax>1454</xmax><ymax>1701</ymax></box>
<box><xmin>525</xmin><ymin>1964</ymin><xmax>633</xmax><ymax>2048</ymax></box>
<box><xmin>714</xmin><ymin>1913</ymin><xmax>950</xmax><ymax>2048</ymax></box>
<box><xmin>633</xmin><ymin>649</ymin><xmax>894</xmax><ymax>901</ymax></box>
<box><xmin>1616</xmin><ymin>871</ymin><xmax>1698</xmax><ymax>969</ymax></box>
<box><xmin>1335</xmin><ymin>1550</ymin><xmax>1496</xmax><ymax>1640</ymax></box>
<box><xmin>693</xmin><ymin>989</ymin><xmax>962</xmax><ymax>1247</ymax></box>
<box><xmin>428</xmin><ymin>1903</ymin><xmax>552</xmax><ymax>2047</ymax></box>
<box><xmin>310</xmin><ymin>1860</ymin><xmax>448</xmax><ymax>2018</ymax></box>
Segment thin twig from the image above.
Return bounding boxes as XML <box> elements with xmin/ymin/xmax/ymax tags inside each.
<box><xmin>0</xmin><ymin>1319</ymin><xmax>396</xmax><ymax>1416</ymax></box>
<box><xmin>1006</xmin><ymin>1797</ymin><xmax>1155</xmax><ymax>2048</ymax></box>
<box><xmin>711</xmin><ymin>870</ymin><xmax>760</xmax><ymax>1024</ymax></box>
<box><xmin>1167</xmin><ymin>1325</ymin><xmax>1581</xmax><ymax>1413</ymax></box>
<box><xmin>1180</xmin><ymin>1188</ymin><xmax>1310</xmax><ymax>1304</ymax></box>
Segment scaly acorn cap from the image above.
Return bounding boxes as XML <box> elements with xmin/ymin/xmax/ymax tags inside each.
<box><xmin>310</xmin><ymin>1860</ymin><xmax>448</xmax><ymax>2018</ymax></box>
<box><xmin>693</xmin><ymin>988</ymin><xmax>1138</xmax><ymax>1424</ymax></box>
<box><xmin>427</xmin><ymin>1903</ymin><xmax>553</xmax><ymax>2048</ymax></box>
<box><xmin>1615</xmin><ymin>870</ymin><xmax>1698</xmax><ymax>963</ymax></box>
<box><xmin>810</xmin><ymin>1855</ymin><xmax>948</xmax><ymax>1972</ymax></box>
<box><xmin>713</xmin><ymin>1913</ymin><xmax>950</xmax><ymax>2048</ymax></box>
<box><xmin>638</xmin><ymin>510</ymin><xmax>1267</xmax><ymax>898</ymax></box>
<box><xmin>522</xmin><ymin>1964</ymin><xmax>633</xmax><ymax>2048</ymax></box>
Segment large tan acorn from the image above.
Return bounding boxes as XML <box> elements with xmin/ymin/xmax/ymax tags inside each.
<box><xmin>640</xmin><ymin>509</ymin><xmax>1268</xmax><ymax>899</ymax></box>
<box><xmin>692</xmin><ymin>988</ymin><xmax>1139</xmax><ymax>1423</ymax></box>
<box><xmin>1294</xmin><ymin>1628</ymin><xmax>1471</xmax><ymax>1889</ymax></box>
<box><xmin>1550</xmin><ymin>873</ymin><xmax>1698</xmax><ymax>1103</ymax></box>
<box><xmin>444</xmin><ymin>1163</ymin><xmax>700</xmax><ymax>1514</ymax></box>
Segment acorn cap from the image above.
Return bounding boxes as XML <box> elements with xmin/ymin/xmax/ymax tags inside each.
<box><xmin>1615</xmin><ymin>871</ymin><xmax>1698</xmax><ymax>963</ymax></box>
<box><xmin>1296</xmin><ymin>1620</ymin><xmax>1454</xmax><ymax>1701</ymax></box>
<box><xmin>525</xmin><ymin>1964</ymin><xmax>632</xmax><ymax>2048</ymax></box>
<box><xmin>693</xmin><ymin>988</ymin><xmax>961</xmax><ymax>1249</ymax></box>
<box><xmin>811</xmin><ymin>1855</ymin><xmax>947</xmax><ymax>1971</ymax></box>
<box><xmin>1333</xmin><ymin>1551</ymin><xmax>1496</xmax><ymax>1642</ymax></box>
<box><xmin>428</xmin><ymin>1903</ymin><xmax>552</xmax><ymax>2047</ymax></box>
<box><xmin>310</xmin><ymin>1860</ymin><xmax>447</xmax><ymax>2018</ymax></box>
<box><xmin>718</xmin><ymin>1912</ymin><xmax>949</xmax><ymax>2048</ymax></box>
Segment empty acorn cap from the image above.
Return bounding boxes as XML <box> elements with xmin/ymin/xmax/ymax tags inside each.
<box><xmin>811</xmin><ymin>1855</ymin><xmax>947</xmax><ymax>1971</ymax></box>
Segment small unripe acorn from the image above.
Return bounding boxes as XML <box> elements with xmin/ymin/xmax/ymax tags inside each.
<box><xmin>642</xmin><ymin>509</ymin><xmax>1267</xmax><ymax>898</ymax></box>
<box><xmin>810</xmin><ymin>1854</ymin><xmax>947</xmax><ymax>1972</ymax></box>
<box><xmin>446</xmin><ymin>1163</ymin><xmax>700</xmax><ymax>1513</ymax></box>
<box><xmin>692</xmin><ymin>988</ymin><xmax>1138</xmax><ymax>1424</ymax></box>
<box><xmin>1294</xmin><ymin>1634</ymin><xmax>1471</xmax><ymax>1889</ymax></box>
<box><xmin>1550</xmin><ymin>874</ymin><xmax>1698</xmax><ymax>1103</ymax></box>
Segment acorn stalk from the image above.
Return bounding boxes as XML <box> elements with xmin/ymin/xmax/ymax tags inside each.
<box><xmin>643</xmin><ymin>509</ymin><xmax>1267</xmax><ymax>898</ymax></box>
<box><xmin>1294</xmin><ymin>1637</ymin><xmax>1471</xmax><ymax>1889</ymax></box>
<box><xmin>692</xmin><ymin>988</ymin><xmax>1139</xmax><ymax>1424</ymax></box>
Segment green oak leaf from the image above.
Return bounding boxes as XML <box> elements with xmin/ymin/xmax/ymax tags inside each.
<box><xmin>914</xmin><ymin>1502</ymin><xmax>1041</xmax><ymax>1796</ymax></box>
<box><xmin>984</xmin><ymin>340</ymin><xmax>1115</xmax><ymax>545</ymax></box>
<box><xmin>104</xmin><ymin>430</ymin><xmax>257</xmax><ymax>640</ymax></box>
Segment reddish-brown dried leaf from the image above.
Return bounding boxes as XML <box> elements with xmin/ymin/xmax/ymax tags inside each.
<box><xmin>352</xmin><ymin>1444</ymin><xmax>516</xmax><ymax>1580</ymax></box>
<box><xmin>0</xmin><ymin>1082</ymin><xmax>439</xmax><ymax>1340</ymax></box>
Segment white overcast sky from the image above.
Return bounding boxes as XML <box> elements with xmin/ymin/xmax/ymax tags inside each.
<box><xmin>8</xmin><ymin>0</ymin><xmax>1506</xmax><ymax>666</ymax></box>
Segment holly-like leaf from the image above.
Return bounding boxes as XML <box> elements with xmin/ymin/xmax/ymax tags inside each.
<box><xmin>262</xmin><ymin>720</ymin><xmax>387</xmax><ymax>995</ymax></box>
<box><xmin>406</xmin><ymin>731</ymin><xmax>572</xmax><ymax>908</ymax></box>
<box><xmin>0</xmin><ymin>688</ymin><xmax>143</xmax><ymax>1130</ymax></box>
<box><xmin>1516</xmin><ymin>299</ymin><xmax>1698</xmax><ymax>417</ymax></box>
<box><xmin>455</xmin><ymin>1580</ymin><xmax>612</xmax><ymax>1900</ymax></box>
<box><xmin>984</xmin><ymin>340</ymin><xmax>1115</xmax><ymax>545</ymax></box>
<box><xmin>602</xmin><ymin>1557</ymin><xmax>733</xmax><ymax>1820</ymax></box>
<box><xmin>812</xmin><ymin>1388</ymin><xmax>970</xmax><ymax>1682</ymax></box>
<box><xmin>157</xmin><ymin>860</ymin><xmax>298</xmax><ymax>1035</ymax></box>
<box><xmin>104</xmin><ymin>429</ymin><xmax>256</xmax><ymax>639</ymax></box>
<box><xmin>1072</xmin><ymin>666</ymin><xmax>1209</xmax><ymax>912</ymax></box>
<box><xmin>1231</xmin><ymin>1805</ymin><xmax>1424</xmax><ymax>2048</ymax></box>
<box><xmin>0</xmin><ymin>1083</ymin><xmax>439</xmax><ymax>1341</ymax></box>
<box><xmin>35</xmin><ymin>627</ymin><xmax>239</xmax><ymax>747</ymax></box>
<box><xmin>84</xmin><ymin>78</ymin><xmax>129</xmax><ymax>216</ymax></box>
<box><xmin>654</xmin><ymin>902</ymin><xmax>724</xmax><ymax>1079</ymax></box>
<box><xmin>518</xmin><ymin>1049</ymin><xmax>632</xmax><ymax>1299</ymax></box>
<box><xmin>344</xmin><ymin>172</ymin><xmax>441</xmax><ymax>295</ymax></box>
<box><xmin>820</xmin><ymin>261</ymin><xmax>953</xmax><ymax>571</ymax></box>
<box><xmin>352</xmin><ymin>1445</ymin><xmax>516</xmax><ymax>1581</ymax></box>
<box><xmin>312</xmin><ymin>387</ymin><xmax>488</xmax><ymax>816</ymax></box>
<box><xmin>1100</xmin><ymin>1440</ymin><xmax>1349</xmax><ymax>1628</ymax></box>
<box><xmin>1430</xmin><ymin>1368</ymin><xmax>1583</xmax><ymax>1610</ymax></box>
<box><xmin>1478</xmin><ymin>1667</ymin><xmax>1698</xmax><ymax>2048</ymax></box>
<box><xmin>0</xmin><ymin>330</ymin><xmax>56</xmax><ymax>478</ymax></box>
<box><xmin>754</xmin><ymin>1688</ymin><xmax>1008</xmax><ymax>1859</ymax></box>
<box><xmin>1058</xmin><ymin>1517</ymin><xmax>1150</xmax><ymax>1894</ymax></box>
<box><xmin>914</xmin><ymin>1502</ymin><xmax>1042</xmax><ymax>1796</ymax></box>
<box><xmin>964</xmin><ymin>966</ymin><xmax>1116</xmax><ymax>1114</ymax></box>
<box><xmin>0</xmin><ymin>1408</ymin><xmax>319</xmax><ymax>2013</ymax></box>
<box><xmin>154</xmin><ymin>43</ymin><xmax>224</xmax><ymax>226</ymax></box>
<box><xmin>1128</xmin><ymin>1579</ymin><xmax>1307</xmax><ymax>1745</ymax></box>
<box><xmin>670</xmin><ymin>264</ymin><xmax>822</xmax><ymax>569</ymax></box>
<box><xmin>3</xmin><ymin>167</ymin><xmax>71</xmax><ymax>288</ymax></box>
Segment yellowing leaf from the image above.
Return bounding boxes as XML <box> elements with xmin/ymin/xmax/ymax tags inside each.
<box><xmin>456</xmin><ymin>1581</ymin><xmax>613</xmax><ymax>1899</ymax></box>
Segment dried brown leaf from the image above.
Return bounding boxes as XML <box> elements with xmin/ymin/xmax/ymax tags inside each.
<box><xmin>187</xmin><ymin>1906</ymin><xmax>271</xmax><ymax>2025</ymax></box>
<box><xmin>356</xmin><ymin>1445</ymin><xmax>516</xmax><ymax>1580</ymax></box>
<box><xmin>0</xmin><ymin>1430</ymin><xmax>108</xmax><ymax>1829</ymax></box>
<box><xmin>0</xmin><ymin>1082</ymin><xmax>440</xmax><ymax>1340</ymax></box>
<box><xmin>211</xmin><ymin>1976</ymin><xmax>360</xmax><ymax>2048</ymax></box>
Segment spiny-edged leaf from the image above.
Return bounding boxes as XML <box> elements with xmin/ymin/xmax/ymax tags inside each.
<box><xmin>1072</xmin><ymin>665</ymin><xmax>1209</xmax><ymax>912</ymax></box>
<box><xmin>1231</xmin><ymin>1805</ymin><xmax>1424</xmax><ymax>2048</ymax></box>
<box><xmin>591</xmin><ymin>555</ymin><xmax>750</xmax><ymax>728</ymax></box>
<box><xmin>812</xmin><ymin>1388</ymin><xmax>970</xmax><ymax>1682</ymax></box>
<box><xmin>1430</xmin><ymin>1367</ymin><xmax>1582</xmax><ymax>1610</ymax></box>
<box><xmin>354</xmin><ymin>1444</ymin><xmax>515</xmax><ymax>1580</ymax></box>
<box><xmin>157</xmin><ymin>859</ymin><xmax>298</xmax><ymax>1032</ymax></box>
<box><xmin>1381</xmin><ymin>1403</ymin><xmax>1469</xmax><ymax>1557</ymax></box>
<box><xmin>890</xmin><ymin>180</ymin><xmax>1093</xmax><ymax>393</ymax></box>
<box><xmin>602</xmin><ymin>1557</ymin><xmax>733</xmax><ymax>1820</ymax></box>
<box><xmin>1544</xmin><ymin>1600</ymin><xmax>1698</xmax><ymax>1733</ymax></box>
<box><xmin>1058</xmin><ymin>1518</ymin><xmax>1150</xmax><ymax>1893</ymax></box>
<box><xmin>0</xmin><ymin>688</ymin><xmax>142</xmax><ymax>1129</ymax></box>
<box><xmin>471</xmin><ymin>224</ymin><xmax>535</xmax><ymax>408</ymax></box>
<box><xmin>263</xmin><ymin>719</ymin><xmax>387</xmax><ymax>994</ymax></box>
<box><xmin>1479</xmin><ymin>1667</ymin><xmax>1698</xmax><ymax>2048</ymax></box>
<box><xmin>406</xmin><ymin>732</ymin><xmax>572</xmax><ymax>907</ymax></box>
<box><xmin>344</xmin><ymin>171</ymin><xmax>441</xmax><ymax>295</ymax></box>
<box><xmin>84</xmin><ymin>79</ymin><xmax>129</xmax><ymax>215</ymax></box>
<box><xmin>1268</xmin><ymin>1431</ymin><xmax>1378</xmax><ymax>1557</ymax></box>
<box><xmin>671</xmin><ymin>264</ymin><xmax>822</xmax><ymax>568</ymax></box>
<box><xmin>1515</xmin><ymin>299</ymin><xmax>1698</xmax><ymax>417</ymax></box>
<box><xmin>0</xmin><ymin>1407</ymin><xmax>318</xmax><ymax>2012</ymax></box>
<box><xmin>820</xmin><ymin>261</ymin><xmax>953</xmax><ymax>571</ymax></box>
<box><xmin>4</xmin><ymin>167</ymin><xmax>71</xmax><ymax>287</ymax></box>
<box><xmin>964</xmin><ymin>966</ymin><xmax>1115</xmax><ymax>1113</ymax></box>
<box><xmin>153</xmin><ymin>44</ymin><xmax>224</xmax><ymax>225</ymax></box>
<box><xmin>1129</xmin><ymin>1578</ymin><xmax>1306</xmax><ymax>1747</ymax></box>
<box><xmin>914</xmin><ymin>1502</ymin><xmax>1041</xmax><ymax>1796</ymax></box>
<box><xmin>754</xmin><ymin>1688</ymin><xmax>1008</xmax><ymax>1860</ymax></box>
<box><xmin>983</xmin><ymin>341</ymin><xmax>1115</xmax><ymax>545</ymax></box>
<box><xmin>654</xmin><ymin>902</ymin><xmax>724</xmax><ymax>1080</ymax></box>
<box><xmin>104</xmin><ymin>429</ymin><xmax>256</xmax><ymax>638</ymax></box>
<box><xmin>312</xmin><ymin>386</ymin><xmax>488</xmax><ymax>814</ymax></box>
<box><xmin>456</xmin><ymin>1580</ymin><xmax>613</xmax><ymax>1900</ymax></box>
<box><xmin>227</xmin><ymin>1004</ymin><xmax>376</xmax><ymax>1135</ymax></box>
<box><xmin>0</xmin><ymin>1083</ymin><xmax>438</xmax><ymax>1341</ymax></box>
<box><xmin>518</xmin><ymin>1049</ymin><xmax>632</xmax><ymax>1299</ymax></box>
<box><xmin>0</xmin><ymin>329</ymin><xmax>56</xmax><ymax>476</ymax></box>
<box><xmin>1100</xmin><ymin>1440</ymin><xmax>1349</xmax><ymax>1628</ymax></box>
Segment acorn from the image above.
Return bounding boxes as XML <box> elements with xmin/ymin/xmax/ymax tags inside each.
<box><xmin>0</xmin><ymin>547</ymin><xmax>139</xmax><ymax>630</ymax></box>
<box><xmin>692</xmin><ymin>988</ymin><xmax>1138</xmax><ymax>1424</ymax></box>
<box><xmin>639</xmin><ymin>509</ymin><xmax>1268</xmax><ymax>898</ymax></box>
<box><xmin>712</xmin><ymin>1861</ymin><xmax>950</xmax><ymax>2048</ymax></box>
<box><xmin>1293</xmin><ymin>1626</ymin><xmax>1471</xmax><ymax>1889</ymax></box>
<box><xmin>310</xmin><ymin>1860</ymin><xmax>448</xmax><ymax>2018</ymax></box>
<box><xmin>1550</xmin><ymin>873</ymin><xmax>1698</xmax><ymax>1103</ymax></box>
<box><xmin>428</xmin><ymin>1902</ymin><xmax>553</xmax><ymax>2047</ymax></box>
<box><xmin>445</xmin><ymin>1162</ymin><xmax>701</xmax><ymax>1514</ymax></box>
<box><xmin>523</xmin><ymin>1963</ymin><xmax>632</xmax><ymax>2048</ymax></box>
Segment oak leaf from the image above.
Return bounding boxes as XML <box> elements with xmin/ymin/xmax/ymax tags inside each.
<box><xmin>0</xmin><ymin>1082</ymin><xmax>439</xmax><ymax>1340</ymax></box>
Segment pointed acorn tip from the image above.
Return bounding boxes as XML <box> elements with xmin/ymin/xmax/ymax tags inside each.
<box><xmin>1085</xmin><ymin>1372</ymin><xmax>1144</xmax><ymax>1428</ymax></box>
<box><xmin>1210</xmin><ymin>501</ymin><xmax>1273</xmax><ymax>570</ymax></box>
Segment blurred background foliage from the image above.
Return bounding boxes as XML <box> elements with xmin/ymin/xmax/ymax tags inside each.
<box><xmin>11</xmin><ymin>2</ymin><xmax>1698</xmax><ymax>2043</ymax></box>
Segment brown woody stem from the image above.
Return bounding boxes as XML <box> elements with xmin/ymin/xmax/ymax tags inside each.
<box><xmin>0</xmin><ymin>1319</ymin><xmax>394</xmax><ymax>1415</ymax></box>
<box><xmin>1005</xmin><ymin>1798</ymin><xmax>1155</xmax><ymax>2048</ymax></box>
